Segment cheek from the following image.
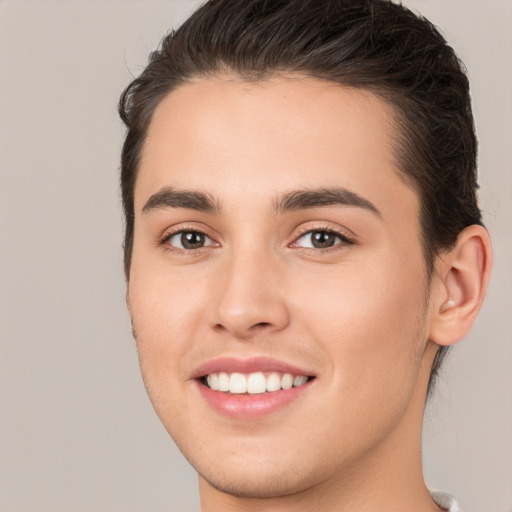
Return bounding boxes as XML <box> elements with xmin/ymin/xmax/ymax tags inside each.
<box><xmin>127</xmin><ymin>267</ymin><xmax>208</xmax><ymax>434</ymax></box>
<box><xmin>292</xmin><ymin>255</ymin><xmax>429</xmax><ymax>396</ymax></box>
<box><xmin>127</xmin><ymin>259</ymin><xmax>210</xmax><ymax>387</ymax></box>
<box><xmin>286</xmin><ymin>259</ymin><xmax>429</xmax><ymax>456</ymax></box>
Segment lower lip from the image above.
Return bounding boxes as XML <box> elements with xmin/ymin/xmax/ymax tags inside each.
<box><xmin>196</xmin><ymin>380</ymin><xmax>313</xmax><ymax>420</ymax></box>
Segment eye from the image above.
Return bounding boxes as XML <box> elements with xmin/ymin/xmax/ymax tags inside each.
<box><xmin>293</xmin><ymin>229</ymin><xmax>351</xmax><ymax>249</ymax></box>
<box><xmin>165</xmin><ymin>230</ymin><xmax>215</xmax><ymax>250</ymax></box>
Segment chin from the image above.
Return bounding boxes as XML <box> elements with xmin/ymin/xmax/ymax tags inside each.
<box><xmin>175</xmin><ymin>422</ymin><xmax>335</xmax><ymax>500</ymax></box>
<box><xmin>197</xmin><ymin>464</ymin><xmax>317</xmax><ymax>500</ymax></box>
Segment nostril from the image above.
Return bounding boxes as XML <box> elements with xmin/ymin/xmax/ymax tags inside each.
<box><xmin>211</xmin><ymin>300</ymin><xmax>290</xmax><ymax>338</ymax></box>
<box><xmin>212</xmin><ymin>321</ymin><xmax>273</xmax><ymax>335</ymax></box>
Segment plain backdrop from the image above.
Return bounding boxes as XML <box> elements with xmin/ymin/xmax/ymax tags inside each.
<box><xmin>0</xmin><ymin>1</ymin><xmax>511</xmax><ymax>511</ymax></box>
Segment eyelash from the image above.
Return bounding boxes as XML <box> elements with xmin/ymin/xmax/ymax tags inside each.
<box><xmin>160</xmin><ymin>225</ymin><xmax>355</xmax><ymax>254</ymax></box>
<box><xmin>291</xmin><ymin>226</ymin><xmax>355</xmax><ymax>252</ymax></box>
<box><xmin>160</xmin><ymin>225</ymin><xmax>217</xmax><ymax>253</ymax></box>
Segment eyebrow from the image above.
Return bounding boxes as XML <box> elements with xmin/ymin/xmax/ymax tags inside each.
<box><xmin>142</xmin><ymin>186</ymin><xmax>220</xmax><ymax>214</ymax></box>
<box><xmin>141</xmin><ymin>185</ymin><xmax>380</xmax><ymax>217</ymax></box>
<box><xmin>274</xmin><ymin>187</ymin><xmax>381</xmax><ymax>216</ymax></box>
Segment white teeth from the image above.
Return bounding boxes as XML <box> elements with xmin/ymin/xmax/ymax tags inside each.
<box><xmin>266</xmin><ymin>372</ymin><xmax>281</xmax><ymax>392</ymax></box>
<box><xmin>204</xmin><ymin>371</ymin><xmax>310</xmax><ymax>394</ymax></box>
<box><xmin>247</xmin><ymin>372</ymin><xmax>267</xmax><ymax>394</ymax></box>
<box><xmin>229</xmin><ymin>373</ymin><xmax>247</xmax><ymax>394</ymax></box>
<box><xmin>207</xmin><ymin>373</ymin><xmax>219</xmax><ymax>391</ymax></box>
<box><xmin>218</xmin><ymin>372</ymin><xmax>230</xmax><ymax>392</ymax></box>
<box><xmin>294</xmin><ymin>375</ymin><xmax>308</xmax><ymax>387</ymax></box>
<box><xmin>281</xmin><ymin>373</ymin><xmax>294</xmax><ymax>390</ymax></box>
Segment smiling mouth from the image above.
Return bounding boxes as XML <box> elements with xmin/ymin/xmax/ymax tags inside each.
<box><xmin>202</xmin><ymin>371</ymin><xmax>313</xmax><ymax>395</ymax></box>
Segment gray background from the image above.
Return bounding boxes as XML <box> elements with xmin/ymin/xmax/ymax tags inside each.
<box><xmin>0</xmin><ymin>1</ymin><xmax>510</xmax><ymax>511</ymax></box>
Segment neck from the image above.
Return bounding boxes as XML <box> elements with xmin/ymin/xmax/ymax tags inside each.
<box><xmin>199</xmin><ymin>341</ymin><xmax>443</xmax><ymax>512</ymax></box>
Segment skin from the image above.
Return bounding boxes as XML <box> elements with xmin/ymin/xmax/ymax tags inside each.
<box><xmin>127</xmin><ymin>76</ymin><xmax>491</xmax><ymax>511</ymax></box>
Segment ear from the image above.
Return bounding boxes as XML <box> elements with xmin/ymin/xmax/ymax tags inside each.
<box><xmin>429</xmin><ymin>225</ymin><xmax>492</xmax><ymax>346</ymax></box>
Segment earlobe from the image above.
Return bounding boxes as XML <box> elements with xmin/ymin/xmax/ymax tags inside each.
<box><xmin>429</xmin><ymin>225</ymin><xmax>492</xmax><ymax>347</ymax></box>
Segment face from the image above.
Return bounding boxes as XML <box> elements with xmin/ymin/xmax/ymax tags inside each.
<box><xmin>128</xmin><ymin>76</ymin><xmax>435</xmax><ymax>499</ymax></box>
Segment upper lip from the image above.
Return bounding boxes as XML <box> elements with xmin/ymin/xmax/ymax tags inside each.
<box><xmin>191</xmin><ymin>356</ymin><xmax>316</xmax><ymax>380</ymax></box>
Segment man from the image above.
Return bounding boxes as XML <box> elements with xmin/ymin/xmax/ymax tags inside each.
<box><xmin>118</xmin><ymin>1</ymin><xmax>492</xmax><ymax>510</ymax></box>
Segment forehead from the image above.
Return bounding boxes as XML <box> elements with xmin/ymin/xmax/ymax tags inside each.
<box><xmin>136</xmin><ymin>75</ymin><xmax>418</xmax><ymax>222</ymax></box>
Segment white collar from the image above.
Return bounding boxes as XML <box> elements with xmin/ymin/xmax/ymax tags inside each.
<box><xmin>430</xmin><ymin>491</ymin><xmax>460</xmax><ymax>512</ymax></box>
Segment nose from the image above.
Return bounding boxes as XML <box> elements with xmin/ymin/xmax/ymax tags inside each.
<box><xmin>211</xmin><ymin>248</ymin><xmax>290</xmax><ymax>339</ymax></box>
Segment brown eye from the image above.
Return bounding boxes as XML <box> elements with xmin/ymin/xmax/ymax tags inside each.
<box><xmin>310</xmin><ymin>231</ymin><xmax>337</xmax><ymax>248</ymax></box>
<box><xmin>166</xmin><ymin>230</ymin><xmax>213</xmax><ymax>250</ymax></box>
<box><xmin>295</xmin><ymin>229</ymin><xmax>349</xmax><ymax>249</ymax></box>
